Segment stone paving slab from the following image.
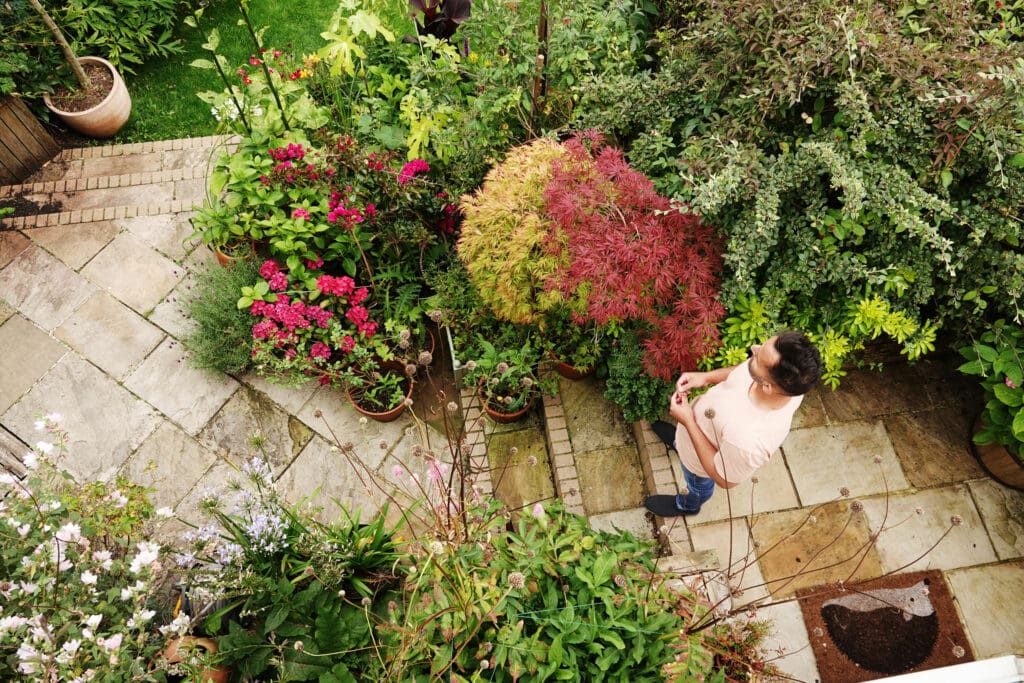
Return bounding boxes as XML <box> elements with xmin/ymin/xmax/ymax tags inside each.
<box><xmin>860</xmin><ymin>486</ymin><xmax>997</xmax><ymax>573</ymax></box>
<box><xmin>125</xmin><ymin>338</ymin><xmax>239</xmax><ymax>435</ymax></box>
<box><xmin>145</xmin><ymin>246</ymin><xmax>218</xmax><ymax>340</ymax></box>
<box><xmin>25</xmin><ymin>220</ymin><xmax>122</xmax><ymax>270</ymax></box>
<box><xmin>0</xmin><ymin>230</ymin><xmax>31</xmax><ymax>269</ymax></box>
<box><xmin>884</xmin><ymin>407</ymin><xmax>985</xmax><ymax>488</ymax></box>
<box><xmin>967</xmin><ymin>479</ymin><xmax>1024</xmax><ymax>560</ymax></box>
<box><xmin>119</xmin><ymin>420</ymin><xmax>218</xmax><ymax>511</ymax></box>
<box><xmin>297</xmin><ymin>386</ymin><xmax>412</xmax><ymax>466</ymax></box>
<box><xmin>575</xmin><ymin>444</ymin><xmax>645</xmax><ymax>515</ymax></box>
<box><xmin>748</xmin><ymin>601</ymin><xmax>819</xmax><ymax>683</ymax></box>
<box><xmin>0</xmin><ymin>244</ymin><xmax>96</xmax><ymax>330</ymax></box>
<box><xmin>749</xmin><ymin>500</ymin><xmax>882</xmax><ymax>599</ymax></box>
<box><xmin>558</xmin><ymin>375</ymin><xmax>633</xmax><ymax>452</ymax></box>
<box><xmin>791</xmin><ymin>386</ymin><xmax>829</xmax><ymax>430</ymax></box>
<box><xmin>489</xmin><ymin>427</ymin><xmax>555</xmax><ymax>511</ymax></box>
<box><xmin>0</xmin><ymin>315</ymin><xmax>66</xmax><ymax>414</ymax></box>
<box><xmin>56</xmin><ymin>182</ymin><xmax>175</xmax><ymax>212</ymax></box>
<box><xmin>698</xmin><ymin>448</ymin><xmax>799</xmax><ymax>521</ymax></box>
<box><xmin>688</xmin><ymin>517</ymin><xmax>771</xmax><ymax>607</ymax></box>
<box><xmin>55</xmin><ymin>291</ymin><xmax>165</xmax><ymax>381</ymax></box>
<box><xmin>1</xmin><ymin>354</ymin><xmax>161</xmax><ymax>482</ymax></box>
<box><xmin>81</xmin><ymin>231</ymin><xmax>181</xmax><ymax>314</ymax></box>
<box><xmin>239</xmin><ymin>371</ymin><xmax>318</xmax><ymax>416</ymax></box>
<box><xmin>588</xmin><ymin>506</ymin><xmax>654</xmax><ymax>542</ymax></box>
<box><xmin>0</xmin><ymin>299</ymin><xmax>13</xmax><ymax>324</ymax></box>
<box><xmin>946</xmin><ymin>560</ymin><xmax>1024</xmax><ymax>659</ymax></box>
<box><xmin>197</xmin><ymin>384</ymin><xmax>314</xmax><ymax>473</ymax></box>
<box><xmin>164</xmin><ymin>456</ymin><xmax>237</xmax><ymax>528</ymax></box>
<box><xmin>817</xmin><ymin>363</ymin><xmax>936</xmax><ymax>422</ymax></box>
<box><xmin>278</xmin><ymin>434</ymin><xmax>385</xmax><ymax>524</ymax></box>
<box><xmin>784</xmin><ymin>420</ymin><xmax>909</xmax><ymax>506</ymax></box>
<box><xmin>120</xmin><ymin>214</ymin><xmax>197</xmax><ymax>262</ymax></box>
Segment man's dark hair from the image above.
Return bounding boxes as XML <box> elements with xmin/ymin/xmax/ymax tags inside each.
<box><xmin>769</xmin><ymin>331</ymin><xmax>822</xmax><ymax>396</ymax></box>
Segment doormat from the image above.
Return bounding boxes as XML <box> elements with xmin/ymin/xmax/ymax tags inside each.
<box><xmin>796</xmin><ymin>570</ymin><xmax>974</xmax><ymax>682</ymax></box>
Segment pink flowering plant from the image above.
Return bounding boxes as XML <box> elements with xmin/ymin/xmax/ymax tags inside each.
<box><xmin>241</xmin><ymin>258</ymin><xmax>385</xmax><ymax>386</ymax></box>
<box><xmin>0</xmin><ymin>418</ymin><xmax>184</xmax><ymax>681</ymax></box>
<box><xmin>959</xmin><ymin>319</ymin><xmax>1024</xmax><ymax>461</ymax></box>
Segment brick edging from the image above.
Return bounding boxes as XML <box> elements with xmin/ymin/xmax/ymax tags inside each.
<box><xmin>56</xmin><ymin>134</ymin><xmax>240</xmax><ymax>161</ymax></box>
<box><xmin>1</xmin><ymin>201</ymin><xmax>196</xmax><ymax>229</ymax></box>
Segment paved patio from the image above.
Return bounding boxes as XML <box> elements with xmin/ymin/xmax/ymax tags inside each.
<box><xmin>1</xmin><ymin>137</ymin><xmax>1023</xmax><ymax>682</ymax></box>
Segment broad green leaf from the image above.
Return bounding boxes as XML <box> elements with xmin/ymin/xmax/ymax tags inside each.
<box><xmin>1008</xmin><ymin>152</ymin><xmax>1024</xmax><ymax>168</ymax></box>
<box><xmin>190</xmin><ymin>58</ymin><xmax>216</xmax><ymax>70</ymax></box>
<box><xmin>1013</xmin><ymin>407</ymin><xmax>1024</xmax><ymax>440</ymax></box>
<box><xmin>940</xmin><ymin>169</ymin><xmax>952</xmax><ymax>188</ymax></box>
<box><xmin>263</xmin><ymin>604</ymin><xmax>290</xmax><ymax>633</ymax></box>
<box><xmin>993</xmin><ymin>383</ymin><xmax>1021</xmax><ymax>407</ymax></box>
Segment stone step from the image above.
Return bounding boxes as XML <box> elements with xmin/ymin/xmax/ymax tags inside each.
<box><xmin>0</xmin><ymin>135</ymin><xmax>237</xmax><ymax>230</ymax></box>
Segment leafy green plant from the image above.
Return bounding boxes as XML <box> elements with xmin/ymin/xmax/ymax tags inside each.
<box><xmin>0</xmin><ymin>0</ymin><xmax>185</xmax><ymax>97</ymax></box>
<box><xmin>379</xmin><ymin>498</ymin><xmax>770</xmax><ymax>681</ymax></box>
<box><xmin>181</xmin><ymin>253</ymin><xmax>261</xmax><ymax>374</ymax></box>
<box><xmin>603</xmin><ymin>325</ymin><xmax>674</xmax><ymax>422</ymax></box>
<box><xmin>462</xmin><ymin>338</ymin><xmax>555</xmax><ymax>413</ymax></box>
<box><xmin>345</xmin><ymin>357</ymin><xmax>413</xmax><ymax>412</ymax></box>
<box><xmin>177</xmin><ymin>455</ymin><xmax>400</xmax><ymax>682</ymax></box>
<box><xmin>959</xmin><ymin>319</ymin><xmax>1024</xmax><ymax>461</ymax></box>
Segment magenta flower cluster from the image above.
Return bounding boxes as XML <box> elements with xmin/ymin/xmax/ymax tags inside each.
<box><xmin>249</xmin><ymin>260</ymin><xmax>379</xmax><ymax>385</ymax></box>
<box><xmin>397</xmin><ymin>158</ymin><xmax>430</xmax><ymax>184</ymax></box>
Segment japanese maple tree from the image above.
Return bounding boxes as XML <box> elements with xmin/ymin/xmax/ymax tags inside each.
<box><xmin>543</xmin><ymin>132</ymin><xmax>725</xmax><ymax>379</ymax></box>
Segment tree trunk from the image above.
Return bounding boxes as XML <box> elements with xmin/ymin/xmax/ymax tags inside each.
<box><xmin>26</xmin><ymin>0</ymin><xmax>91</xmax><ymax>90</ymax></box>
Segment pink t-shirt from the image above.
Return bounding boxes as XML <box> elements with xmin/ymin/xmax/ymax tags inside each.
<box><xmin>675</xmin><ymin>359</ymin><xmax>802</xmax><ymax>484</ymax></box>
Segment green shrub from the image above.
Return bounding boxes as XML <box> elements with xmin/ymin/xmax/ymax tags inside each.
<box><xmin>181</xmin><ymin>255</ymin><xmax>260</xmax><ymax>374</ymax></box>
<box><xmin>0</xmin><ymin>0</ymin><xmax>189</xmax><ymax>97</ymax></box>
<box><xmin>604</xmin><ymin>325</ymin><xmax>674</xmax><ymax>422</ymax></box>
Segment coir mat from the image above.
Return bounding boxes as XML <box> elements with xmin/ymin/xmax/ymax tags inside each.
<box><xmin>796</xmin><ymin>569</ymin><xmax>974</xmax><ymax>682</ymax></box>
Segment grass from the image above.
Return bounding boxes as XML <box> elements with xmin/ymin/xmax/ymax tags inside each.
<box><xmin>114</xmin><ymin>0</ymin><xmax>337</xmax><ymax>143</ymax></box>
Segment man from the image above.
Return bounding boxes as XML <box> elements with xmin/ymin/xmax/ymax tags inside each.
<box><xmin>644</xmin><ymin>331</ymin><xmax>822</xmax><ymax>517</ymax></box>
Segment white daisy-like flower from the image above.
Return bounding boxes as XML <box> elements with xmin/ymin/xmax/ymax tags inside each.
<box><xmin>80</xmin><ymin>570</ymin><xmax>98</xmax><ymax>586</ymax></box>
<box><xmin>22</xmin><ymin>451</ymin><xmax>38</xmax><ymax>470</ymax></box>
<box><xmin>35</xmin><ymin>441</ymin><xmax>54</xmax><ymax>455</ymax></box>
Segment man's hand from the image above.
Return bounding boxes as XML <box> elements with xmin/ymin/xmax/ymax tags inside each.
<box><xmin>676</xmin><ymin>371</ymin><xmax>711</xmax><ymax>397</ymax></box>
<box><xmin>669</xmin><ymin>392</ymin><xmax>695</xmax><ymax>426</ymax></box>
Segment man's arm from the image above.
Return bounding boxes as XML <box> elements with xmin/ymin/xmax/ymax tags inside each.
<box><xmin>668</xmin><ymin>396</ymin><xmax>739</xmax><ymax>489</ymax></box>
<box><xmin>675</xmin><ymin>362</ymin><xmax>740</xmax><ymax>397</ymax></box>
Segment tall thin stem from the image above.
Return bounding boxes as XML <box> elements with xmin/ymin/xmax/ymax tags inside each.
<box><xmin>27</xmin><ymin>0</ymin><xmax>90</xmax><ymax>90</ymax></box>
<box><xmin>234</xmin><ymin>0</ymin><xmax>290</xmax><ymax>131</ymax></box>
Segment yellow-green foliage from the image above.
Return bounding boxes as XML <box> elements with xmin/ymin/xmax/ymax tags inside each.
<box><xmin>457</xmin><ymin>138</ymin><xmax>580</xmax><ymax>325</ymax></box>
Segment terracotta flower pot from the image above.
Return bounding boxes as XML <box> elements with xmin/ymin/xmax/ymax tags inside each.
<box><xmin>162</xmin><ymin>636</ymin><xmax>230</xmax><ymax>683</ymax></box>
<box><xmin>43</xmin><ymin>56</ymin><xmax>131</xmax><ymax>138</ymax></box>
<box><xmin>971</xmin><ymin>417</ymin><xmax>1024</xmax><ymax>491</ymax></box>
<box><xmin>477</xmin><ymin>379</ymin><xmax>536</xmax><ymax>423</ymax></box>
<box><xmin>346</xmin><ymin>360</ymin><xmax>414</xmax><ymax>422</ymax></box>
<box><xmin>549</xmin><ymin>353</ymin><xmax>595</xmax><ymax>380</ymax></box>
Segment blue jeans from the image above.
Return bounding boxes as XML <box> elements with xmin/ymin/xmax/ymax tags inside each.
<box><xmin>677</xmin><ymin>462</ymin><xmax>715</xmax><ymax>513</ymax></box>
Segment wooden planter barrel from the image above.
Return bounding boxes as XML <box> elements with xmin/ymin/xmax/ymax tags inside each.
<box><xmin>0</xmin><ymin>95</ymin><xmax>60</xmax><ymax>185</ymax></box>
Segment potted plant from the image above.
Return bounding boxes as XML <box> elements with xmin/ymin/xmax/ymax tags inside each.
<box><xmin>542</xmin><ymin>307</ymin><xmax>606</xmax><ymax>380</ymax></box>
<box><xmin>462</xmin><ymin>338</ymin><xmax>554</xmax><ymax>423</ymax></box>
<box><xmin>343</xmin><ymin>354</ymin><xmax>415</xmax><ymax>422</ymax></box>
<box><xmin>26</xmin><ymin>0</ymin><xmax>131</xmax><ymax>137</ymax></box>
<box><xmin>958</xmin><ymin>318</ymin><xmax>1024</xmax><ymax>490</ymax></box>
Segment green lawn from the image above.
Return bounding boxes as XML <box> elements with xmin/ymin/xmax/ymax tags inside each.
<box><xmin>115</xmin><ymin>0</ymin><xmax>337</xmax><ymax>143</ymax></box>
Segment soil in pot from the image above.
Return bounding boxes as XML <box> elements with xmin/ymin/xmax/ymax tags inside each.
<box><xmin>48</xmin><ymin>62</ymin><xmax>114</xmax><ymax>113</ymax></box>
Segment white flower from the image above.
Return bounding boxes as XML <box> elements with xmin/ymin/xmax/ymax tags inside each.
<box><xmin>56</xmin><ymin>522</ymin><xmax>82</xmax><ymax>544</ymax></box>
<box><xmin>155</xmin><ymin>507</ymin><xmax>174</xmax><ymax>518</ymax></box>
<box><xmin>19</xmin><ymin>581</ymin><xmax>38</xmax><ymax>595</ymax></box>
<box><xmin>80</xmin><ymin>570</ymin><xmax>98</xmax><ymax>586</ymax></box>
<box><xmin>92</xmin><ymin>550</ymin><xmax>113</xmax><ymax>570</ymax></box>
<box><xmin>35</xmin><ymin>441</ymin><xmax>54</xmax><ymax>455</ymax></box>
<box><xmin>17</xmin><ymin>523</ymin><xmax>30</xmax><ymax>538</ymax></box>
<box><xmin>127</xmin><ymin>609</ymin><xmax>155</xmax><ymax>628</ymax></box>
<box><xmin>22</xmin><ymin>451</ymin><xmax>38</xmax><ymax>470</ymax></box>
<box><xmin>45</xmin><ymin>412</ymin><xmax>62</xmax><ymax>423</ymax></box>
<box><xmin>48</xmin><ymin>501</ymin><xmax>61</xmax><ymax>511</ymax></box>
<box><xmin>129</xmin><ymin>542</ymin><xmax>161</xmax><ymax>574</ymax></box>
<box><xmin>33</xmin><ymin>420</ymin><xmax>46</xmax><ymax>431</ymax></box>
<box><xmin>15</xmin><ymin>642</ymin><xmax>41</xmax><ymax>674</ymax></box>
<box><xmin>159</xmin><ymin>612</ymin><xmax>191</xmax><ymax>636</ymax></box>
<box><xmin>0</xmin><ymin>615</ymin><xmax>28</xmax><ymax>633</ymax></box>
<box><xmin>84</xmin><ymin>614</ymin><xmax>103</xmax><ymax>630</ymax></box>
<box><xmin>97</xmin><ymin>633</ymin><xmax>122</xmax><ymax>651</ymax></box>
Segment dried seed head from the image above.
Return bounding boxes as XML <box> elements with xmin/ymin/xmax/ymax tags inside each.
<box><xmin>704</xmin><ymin>408</ymin><xmax>716</xmax><ymax>419</ymax></box>
<box><xmin>399</xmin><ymin>329</ymin><xmax>411</xmax><ymax>341</ymax></box>
<box><xmin>850</xmin><ymin>500</ymin><xmax>864</xmax><ymax>512</ymax></box>
<box><xmin>952</xmin><ymin>645</ymin><xmax>965</xmax><ymax>658</ymax></box>
<box><xmin>418</xmin><ymin>351</ymin><xmax>433</xmax><ymax>366</ymax></box>
<box><xmin>951</xmin><ymin>514</ymin><xmax>963</xmax><ymax>527</ymax></box>
<box><xmin>496</xmin><ymin>362</ymin><xmax>509</xmax><ymax>374</ymax></box>
<box><xmin>465</xmin><ymin>360</ymin><xmax>476</xmax><ymax>371</ymax></box>
<box><xmin>873</xmin><ymin>455</ymin><xmax>883</xmax><ymax>464</ymax></box>
<box><xmin>526</xmin><ymin>455</ymin><xmax>537</xmax><ymax>467</ymax></box>
<box><xmin>840</xmin><ymin>487</ymin><xmax>850</xmax><ymax>497</ymax></box>
<box><xmin>405</xmin><ymin>363</ymin><xmax>417</xmax><ymax>377</ymax></box>
<box><xmin>508</xmin><ymin>572</ymin><xmax>525</xmax><ymax>589</ymax></box>
<box><xmin>509</xmin><ymin>447</ymin><xmax>519</xmax><ymax>456</ymax></box>
<box><xmin>314</xmin><ymin>409</ymin><xmax>323</xmax><ymax>418</ymax></box>
<box><xmin>446</xmin><ymin>401</ymin><xmax>459</xmax><ymax>413</ymax></box>
<box><xmin>428</xmin><ymin>309</ymin><xmax>443</xmax><ymax>322</ymax></box>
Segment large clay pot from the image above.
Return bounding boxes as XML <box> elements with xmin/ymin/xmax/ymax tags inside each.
<box><xmin>972</xmin><ymin>417</ymin><xmax>1024</xmax><ymax>491</ymax></box>
<box><xmin>43</xmin><ymin>56</ymin><xmax>131</xmax><ymax>138</ymax></box>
